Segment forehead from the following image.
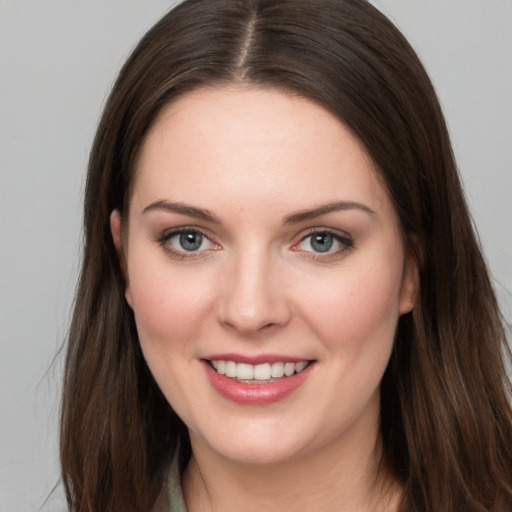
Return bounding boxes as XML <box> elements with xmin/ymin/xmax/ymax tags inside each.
<box><xmin>131</xmin><ymin>86</ymin><xmax>393</xmax><ymax>220</ymax></box>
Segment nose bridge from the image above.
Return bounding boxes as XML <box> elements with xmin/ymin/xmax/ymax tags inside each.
<box><xmin>218</xmin><ymin>242</ymin><xmax>290</xmax><ymax>334</ymax></box>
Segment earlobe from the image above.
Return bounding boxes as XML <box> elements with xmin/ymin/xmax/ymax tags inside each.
<box><xmin>110</xmin><ymin>210</ymin><xmax>133</xmax><ymax>307</ymax></box>
<box><xmin>399</xmin><ymin>256</ymin><xmax>419</xmax><ymax>315</ymax></box>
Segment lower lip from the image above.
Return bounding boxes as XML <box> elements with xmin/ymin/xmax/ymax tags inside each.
<box><xmin>203</xmin><ymin>360</ymin><xmax>314</xmax><ymax>404</ymax></box>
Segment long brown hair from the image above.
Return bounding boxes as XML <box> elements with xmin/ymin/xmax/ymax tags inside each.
<box><xmin>60</xmin><ymin>0</ymin><xmax>512</xmax><ymax>510</ymax></box>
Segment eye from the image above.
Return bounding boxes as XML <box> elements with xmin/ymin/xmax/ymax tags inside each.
<box><xmin>156</xmin><ymin>228</ymin><xmax>219</xmax><ymax>258</ymax></box>
<box><xmin>174</xmin><ymin>231</ymin><xmax>207</xmax><ymax>251</ymax></box>
<box><xmin>304</xmin><ymin>233</ymin><xmax>335</xmax><ymax>253</ymax></box>
<box><xmin>295</xmin><ymin>230</ymin><xmax>353</xmax><ymax>258</ymax></box>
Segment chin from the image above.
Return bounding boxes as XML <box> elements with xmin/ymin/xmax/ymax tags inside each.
<box><xmin>216</xmin><ymin>441</ymin><xmax>304</xmax><ymax>466</ymax></box>
<box><xmin>190</xmin><ymin>422</ymin><xmax>314</xmax><ymax>466</ymax></box>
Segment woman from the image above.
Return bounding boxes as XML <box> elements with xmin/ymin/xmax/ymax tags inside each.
<box><xmin>60</xmin><ymin>0</ymin><xmax>512</xmax><ymax>510</ymax></box>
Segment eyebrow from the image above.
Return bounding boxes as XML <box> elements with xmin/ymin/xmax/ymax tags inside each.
<box><xmin>141</xmin><ymin>200</ymin><xmax>221</xmax><ymax>224</ymax></box>
<box><xmin>141</xmin><ymin>199</ymin><xmax>375</xmax><ymax>225</ymax></box>
<box><xmin>284</xmin><ymin>201</ymin><xmax>376</xmax><ymax>224</ymax></box>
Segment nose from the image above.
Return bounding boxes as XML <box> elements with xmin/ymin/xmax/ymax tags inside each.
<box><xmin>217</xmin><ymin>246</ymin><xmax>291</xmax><ymax>336</ymax></box>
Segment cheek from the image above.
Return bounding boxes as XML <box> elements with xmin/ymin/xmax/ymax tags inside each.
<box><xmin>295</xmin><ymin>261</ymin><xmax>403</xmax><ymax>355</ymax></box>
<box><xmin>126</xmin><ymin>252</ymin><xmax>216</xmax><ymax>351</ymax></box>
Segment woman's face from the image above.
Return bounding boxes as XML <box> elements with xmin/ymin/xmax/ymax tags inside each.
<box><xmin>112</xmin><ymin>86</ymin><xmax>417</xmax><ymax>465</ymax></box>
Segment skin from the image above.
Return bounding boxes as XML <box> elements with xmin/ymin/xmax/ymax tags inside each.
<box><xmin>111</xmin><ymin>86</ymin><xmax>417</xmax><ymax>511</ymax></box>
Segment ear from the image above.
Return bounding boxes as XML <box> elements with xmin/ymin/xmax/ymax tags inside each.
<box><xmin>110</xmin><ymin>210</ymin><xmax>133</xmax><ymax>307</ymax></box>
<box><xmin>399</xmin><ymin>255</ymin><xmax>419</xmax><ymax>315</ymax></box>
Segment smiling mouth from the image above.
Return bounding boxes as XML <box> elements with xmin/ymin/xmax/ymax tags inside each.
<box><xmin>207</xmin><ymin>360</ymin><xmax>313</xmax><ymax>383</ymax></box>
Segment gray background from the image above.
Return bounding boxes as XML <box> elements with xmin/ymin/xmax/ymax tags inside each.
<box><xmin>1</xmin><ymin>1</ymin><xmax>510</xmax><ymax>510</ymax></box>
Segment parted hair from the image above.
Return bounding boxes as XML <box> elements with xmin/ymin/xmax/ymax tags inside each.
<box><xmin>60</xmin><ymin>0</ymin><xmax>512</xmax><ymax>510</ymax></box>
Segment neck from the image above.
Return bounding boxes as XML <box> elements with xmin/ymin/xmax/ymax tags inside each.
<box><xmin>183</xmin><ymin>418</ymin><xmax>401</xmax><ymax>512</ymax></box>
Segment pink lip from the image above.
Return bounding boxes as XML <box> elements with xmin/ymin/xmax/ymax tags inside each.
<box><xmin>202</xmin><ymin>360</ymin><xmax>315</xmax><ymax>405</ymax></box>
<box><xmin>203</xmin><ymin>353</ymin><xmax>309</xmax><ymax>365</ymax></box>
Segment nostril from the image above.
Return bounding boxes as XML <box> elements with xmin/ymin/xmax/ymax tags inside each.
<box><xmin>216</xmin><ymin>272</ymin><xmax>292</xmax><ymax>334</ymax></box>
<box><xmin>219</xmin><ymin>319</ymin><xmax>280</xmax><ymax>336</ymax></box>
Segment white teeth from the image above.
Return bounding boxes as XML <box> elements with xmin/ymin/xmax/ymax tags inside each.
<box><xmin>210</xmin><ymin>359</ymin><xmax>309</xmax><ymax>380</ymax></box>
<box><xmin>254</xmin><ymin>363</ymin><xmax>271</xmax><ymax>380</ymax></box>
<box><xmin>237</xmin><ymin>363</ymin><xmax>254</xmax><ymax>380</ymax></box>
<box><xmin>225</xmin><ymin>361</ymin><xmax>237</xmax><ymax>378</ymax></box>
<box><xmin>295</xmin><ymin>361</ymin><xmax>308</xmax><ymax>372</ymax></box>
<box><xmin>271</xmin><ymin>362</ymin><xmax>284</xmax><ymax>378</ymax></box>
<box><xmin>284</xmin><ymin>362</ymin><xmax>295</xmax><ymax>377</ymax></box>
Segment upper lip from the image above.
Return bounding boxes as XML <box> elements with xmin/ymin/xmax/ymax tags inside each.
<box><xmin>203</xmin><ymin>353</ymin><xmax>312</xmax><ymax>365</ymax></box>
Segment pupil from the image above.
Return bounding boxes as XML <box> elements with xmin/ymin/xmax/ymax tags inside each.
<box><xmin>311</xmin><ymin>234</ymin><xmax>333</xmax><ymax>252</ymax></box>
<box><xmin>180</xmin><ymin>232</ymin><xmax>202</xmax><ymax>251</ymax></box>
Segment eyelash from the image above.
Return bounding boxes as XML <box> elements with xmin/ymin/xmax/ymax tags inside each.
<box><xmin>155</xmin><ymin>227</ymin><xmax>219</xmax><ymax>260</ymax></box>
<box><xmin>294</xmin><ymin>229</ymin><xmax>354</xmax><ymax>261</ymax></box>
<box><xmin>154</xmin><ymin>227</ymin><xmax>354</xmax><ymax>261</ymax></box>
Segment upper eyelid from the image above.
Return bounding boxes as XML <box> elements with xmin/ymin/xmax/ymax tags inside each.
<box><xmin>158</xmin><ymin>225</ymin><xmax>216</xmax><ymax>241</ymax></box>
<box><xmin>293</xmin><ymin>228</ymin><xmax>354</xmax><ymax>254</ymax></box>
<box><xmin>296</xmin><ymin>227</ymin><xmax>352</xmax><ymax>242</ymax></box>
<box><xmin>153</xmin><ymin>227</ymin><xmax>218</xmax><ymax>254</ymax></box>
<box><xmin>154</xmin><ymin>226</ymin><xmax>353</xmax><ymax>247</ymax></box>
<box><xmin>155</xmin><ymin>227</ymin><xmax>218</xmax><ymax>259</ymax></box>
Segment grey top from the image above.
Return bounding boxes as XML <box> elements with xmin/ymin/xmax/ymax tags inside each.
<box><xmin>153</xmin><ymin>452</ymin><xmax>187</xmax><ymax>512</ymax></box>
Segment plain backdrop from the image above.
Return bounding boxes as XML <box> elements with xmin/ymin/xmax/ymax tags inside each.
<box><xmin>1</xmin><ymin>1</ymin><xmax>510</xmax><ymax>510</ymax></box>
